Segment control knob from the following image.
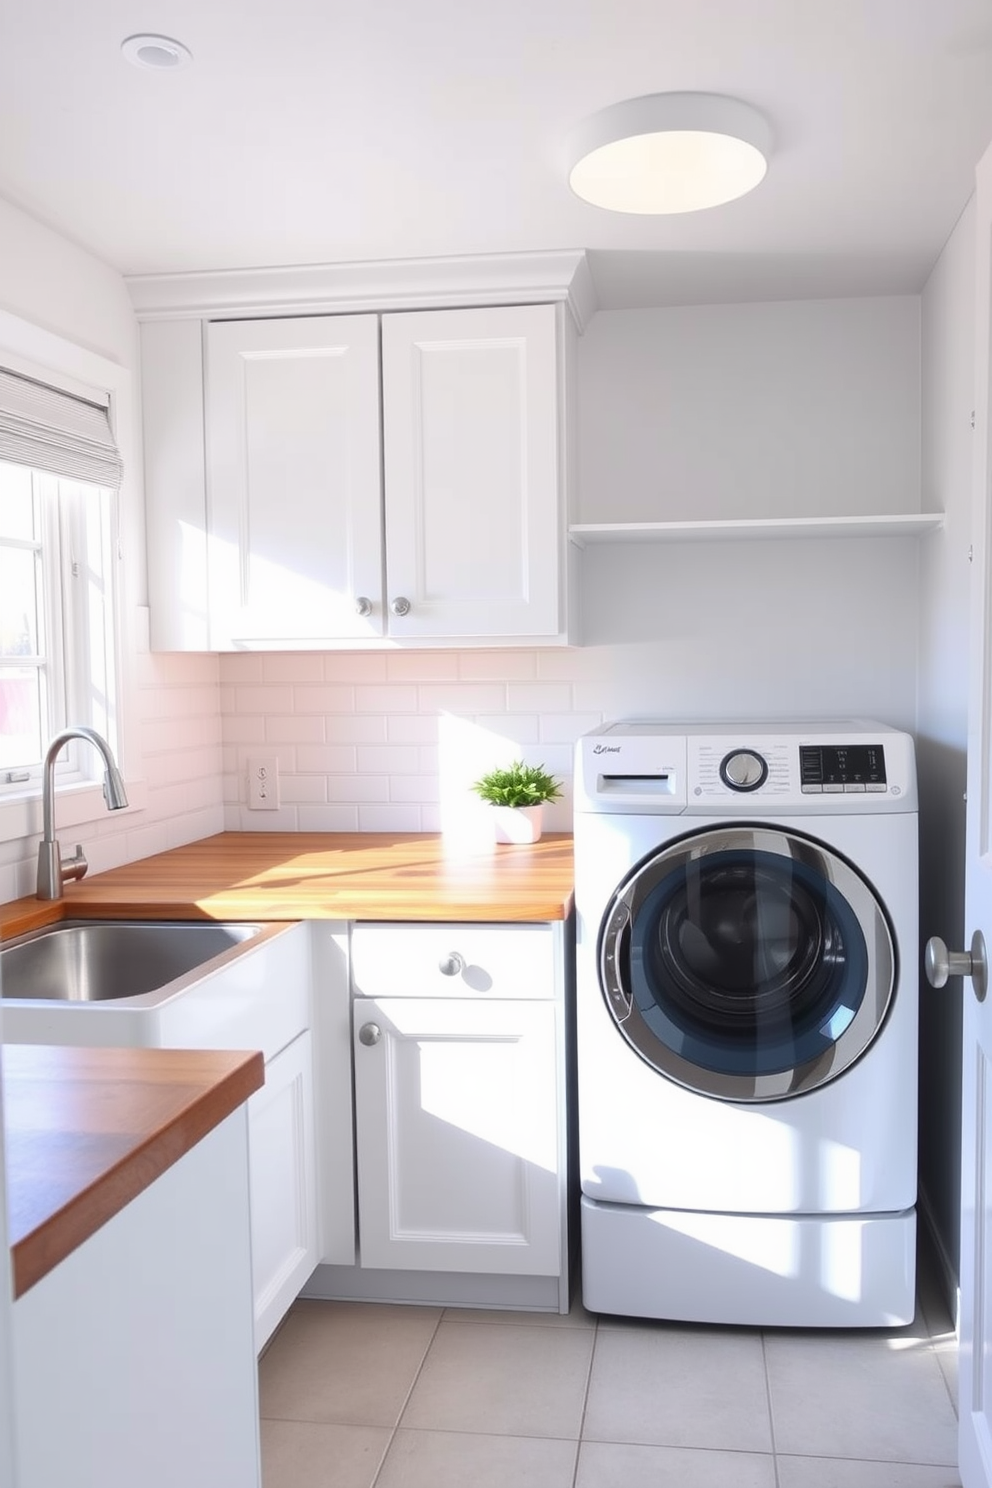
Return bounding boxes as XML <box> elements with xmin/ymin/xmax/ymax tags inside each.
<box><xmin>720</xmin><ymin>749</ymin><xmax>768</xmax><ymax>792</ymax></box>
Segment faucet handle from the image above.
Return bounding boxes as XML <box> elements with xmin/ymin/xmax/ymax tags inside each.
<box><xmin>62</xmin><ymin>845</ymin><xmax>87</xmax><ymax>884</ymax></box>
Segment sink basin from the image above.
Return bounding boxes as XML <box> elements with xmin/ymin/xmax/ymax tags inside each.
<box><xmin>0</xmin><ymin>920</ymin><xmax>263</xmax><ymax>1003</ymax></box>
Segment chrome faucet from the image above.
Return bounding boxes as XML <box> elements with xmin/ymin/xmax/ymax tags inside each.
<box><xmin>36</xmin><ymin>727</ymin><xmax>129</xmax><ymax>900</ymax></box>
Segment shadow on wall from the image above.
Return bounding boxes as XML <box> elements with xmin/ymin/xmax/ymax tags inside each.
<box><xmin>915</xmin><ymin>730</ymin><xmax>967</xmax><ymax>1300</ymax></box>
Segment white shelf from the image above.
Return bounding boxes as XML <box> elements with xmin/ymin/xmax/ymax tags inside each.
<box><xmin>568</xmin><ymin>513</ymin><xmax>944</xmax><ymax>547</ymax></box>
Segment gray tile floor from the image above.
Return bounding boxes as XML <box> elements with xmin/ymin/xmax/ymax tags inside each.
<box><xmin>258</xmin><ymin>1256</ymin><xmax>960</xmax><ymax>1488</ymax></box>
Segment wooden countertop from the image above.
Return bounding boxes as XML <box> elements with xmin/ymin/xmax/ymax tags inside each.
<box><xmin>4</xmin><ymin>1043</ymin><xmax>264</xmax><ymax>1298</ymax></box>
<box><xmin>0</xmin><ymin>831</ymin><xmax>574</xmax><ymax>937</ymax></box>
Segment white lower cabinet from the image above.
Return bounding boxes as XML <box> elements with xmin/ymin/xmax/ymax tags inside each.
<box><xmin>353</xmin><ymin>997</ymin><xmax>560</xmax><ymax>1275</ymax></box>
<box><xmin>303</xmin><ymin>919</ymin><xmax>573</xmax><ymax>1313</ymax></box>
<box><xmin>13</xmin><ymin>1111</ymin><xmax>261</xmax><ymax>1488</ymax></box>
<box><xmin>248</xmin><ymin>1029</ymin><xmax>318</xmax><ymax>1350</ymax></box>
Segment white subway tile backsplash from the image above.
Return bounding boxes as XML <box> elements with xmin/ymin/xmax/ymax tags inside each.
<box><xmin>389</xmin><ymin>776</ymin><xmax>441</xmax><ymax>803</ymax></box>
<box><xmin>296</xmin><ymin>744</ymin><xmax>359</xmax><ymax>774</ymax></box>
<box><xmin>297</xmin><ymin>803</ymin><xmax>361</xmax><ymax>832</ymax></box>
<box><xmin>236</xmin><ymin>685</ymin><xmax>295</xmax><ymax>715</ymax></box>
<box><xmin>386</xmin><ymin>651</ymin><xmax>460</xmax><ymax>681</ymax></box>
<box><xmin>262</xmin><ymin>653</ymin><xmax>326</xmax><ymax>683</ymax></box>
<box><xmin>458</xmin><ymin>651</ymin><xmax>539</xmax><ymax>681</ymax></box>
<box><xmin>355</xmin><ymin>685</ymin><xmax>420</xmax><ymax>714</ymax></box>
<box><xmin>321</xmin><ymin>654</ymin><xmax>389</xmax><ymax>683</ymax></box>
<box><xmin>280</xmin><ymin>776</ymin><xmax>329</xmax><ymax>804</ymax></box>
<box><xmin>292</xmin><ymin>686</ymin><xmax>356</xmax><ymax>714</ymax></box>
<box><xmin>474</xmin><ymin>714</ymin><xmax>541</xmax><ymax>745</ymax></box>
<box><xmin>417</xmin><ymin>684</ymin><xmax>507</xmax><ymax>714</ymax></box>
<box><xmin>507</xmin><ymin>683</ymin><xmax>574</xmax><ymax>714</ymax></box>
<box><xmin>325</xmin><ymin>715</ymin><xmax>389</xmax><ymax>743</ymax></box>
<box><xmin>222</xmin><ymin>654</ymin><xmax>265</xmax><ymax>683</ymax></box>
<box><xmin>359</xmin><ymin>802</ymin><xmax>424</xmax><ymax>832</ymax></box>
<box><xmin>327</xmin><ymin>775</ymin><xmax>390</xmax><ymax>803</ymax></box>
<box><xmin>386</xmin><ymin>715</ymin><xmax>439</xmax><ymax>744</ymax></box>
<box><xmin>356</xmin><ymin>745</ymin><xmax>422</xmax><ymax>775</ymax></box>
<box><xmin>266</xmin><ymin>715</ymin><xmax>326</xmax><ymax>744</ymax></box>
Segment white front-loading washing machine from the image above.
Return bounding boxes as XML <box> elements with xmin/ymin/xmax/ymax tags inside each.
<box><xmin>574</xmin><ymin>720</ymin><xmax>918</xmax><ymax>1327</ymax></box>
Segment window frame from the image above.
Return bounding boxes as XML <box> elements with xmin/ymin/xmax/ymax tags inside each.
<box><xmin>0</xmin><ymin>311</ymin><xmax>141</xmax><ymax>847</ymax></box>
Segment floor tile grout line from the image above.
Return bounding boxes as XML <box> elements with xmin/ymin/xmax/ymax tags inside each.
<box><xmin>367</xmin><ymin>1307</ymin><xmax>446</xmax><ymax>1488</ymax></box>
<box><xmin>569</xmin><ymin>1313</ymin><xmax>600</xmax><ymax>1487</ymax></box>
<box><xmin>760</xmin><ymin>1329</ymin><xmax>783</xmax><ymax>1488</ymax></box>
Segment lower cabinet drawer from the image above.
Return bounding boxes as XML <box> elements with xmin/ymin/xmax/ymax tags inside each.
<box><xmin>350</xmin><ymin>922</ymin><xmax>557</xmax><ymax>999</ymax></box>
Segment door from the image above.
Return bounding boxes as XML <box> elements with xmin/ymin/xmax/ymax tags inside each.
<box><xmin>380</xmin><ymin>304</ymin><xmax>562</xmax><ymax>639</ymax></box>
<box><xmin>205</xmin><ymin>313</ymin><xmax>383</xmax><ymax>645</ymax></box>
<box><xmin>957</xmin><ymin>137</ymin><xmax>992</xmax><ymax>1488</ymax></box>
<box><xmin>599</xmin><ymin>825</ymin><xmax>895</xmax><ymax>1103</ymax></box>
<box><xmin>248</xmin><ymin>1031</ymin><xmax>317</xmax><ymax>1351</ymax></box>
<box><xmin>353</xmin><ymin>996</ymin><xmax>561</xmax><ymax>1275</ymax></box>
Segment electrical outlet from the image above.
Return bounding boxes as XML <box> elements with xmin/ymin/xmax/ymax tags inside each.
<box><xmin>247</xmin><ymin>755</ymin><xmax>280</xmax><ymax>810</ymax></box>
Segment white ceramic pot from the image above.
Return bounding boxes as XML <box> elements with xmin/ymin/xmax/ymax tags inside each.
<box><xmin>492</xmin><ymin>804</ymin><xmax>544</xmax><ymax>844</ymax></box>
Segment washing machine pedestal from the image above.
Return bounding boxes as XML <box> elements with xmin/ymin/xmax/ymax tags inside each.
<box><xmin>580</xmin><ymin>1195</ymin><xmax>916</xmax><ymax>1327</ymax></box>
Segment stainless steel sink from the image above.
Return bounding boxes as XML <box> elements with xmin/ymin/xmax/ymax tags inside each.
<box><xmin>0</xmin><ymin>920</ymin><xmax>263</xmax><ymax>1003</ymax></box>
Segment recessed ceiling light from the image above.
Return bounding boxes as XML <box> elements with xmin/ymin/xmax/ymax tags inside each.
<box><xmin>567</xmin><ymin>92</ymin><xmax>772</xmax><ymax>215</ymax></box>
<box><xmin>121</xmin><ymin>34</ymin><xmax>193</xmax><ymax>71</ymax></box>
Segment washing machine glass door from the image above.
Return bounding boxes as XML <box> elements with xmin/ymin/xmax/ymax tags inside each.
<box><xmin>599</xmin><ymin>825</ymin><xmax>895</xmax><ymax>1102</ymax></box>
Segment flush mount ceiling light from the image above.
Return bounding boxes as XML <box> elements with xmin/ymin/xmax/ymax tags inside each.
<box><xmin>121</xmin><ymin>33</ymin><xmax>193</xmax><ymax>70</ymax></box>
<box><xmin>567</xmin><ymin>92</ymin><xmax>772</xmax><ymax>215</ymax></box>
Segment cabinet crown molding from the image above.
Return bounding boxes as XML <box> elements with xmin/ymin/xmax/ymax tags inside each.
<box><xmin>125</xmin><ymin>249</ymin><xmax>599</xmax><ymax>333</ymax></box>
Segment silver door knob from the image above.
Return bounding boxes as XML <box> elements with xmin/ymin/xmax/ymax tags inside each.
<box><xmin>439</xmin><ymin>952</ymin><xmax>466</xmax><ymax>977</ymax></box>
<box><xmin>354</xmin><ymin>596</ymin><xmax>373</xmax><ymax>617</ymax></box>
<box><xmin>390</xmin><ymin>596</ymin><xmax>411</xmax><ymax>617</ymax></box>
<box><xmin>925</xmin><ymin>931</ymin><xmax>988</xmax><ymax>1002</ymax></box>
<box><xmin>358</xmin><ymin>1022</ymin><xmax>381</xmax><ymax>1046</ymax></box>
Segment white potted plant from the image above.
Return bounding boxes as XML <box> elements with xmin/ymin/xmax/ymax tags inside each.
<box><xmin>470</xmin><ymin>760</ymin><xmax>563</xmax><ymax>844</ymax></box>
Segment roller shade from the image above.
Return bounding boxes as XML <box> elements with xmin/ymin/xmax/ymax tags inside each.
<box><xmin>0</xmin><ymin>367</ymin><xmax>123</xmax><ymax>487</ymax></box>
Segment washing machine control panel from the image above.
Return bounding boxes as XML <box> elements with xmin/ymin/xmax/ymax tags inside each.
<box><xmin>799</xmin><ymin>744</ymin><xmax>887</xmax><ymax>793</ymax></box>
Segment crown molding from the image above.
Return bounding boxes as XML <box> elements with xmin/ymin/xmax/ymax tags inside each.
<box><xmin>125</xmin><ymin>249</ymin><xmax>599</xmax><ymax>333</ymax></box>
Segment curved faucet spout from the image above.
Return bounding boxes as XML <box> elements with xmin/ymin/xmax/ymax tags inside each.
<box><xmin>37</xmin><ymin>727</ymin><xmax>129</xmax><ymax>900</ymax></box>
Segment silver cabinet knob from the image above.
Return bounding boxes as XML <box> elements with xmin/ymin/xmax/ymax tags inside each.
<box><xmin>390</xmin><ymin>596</ymin><xmax>411</xmax><ymax>617</ymax></box>
<box><xmin>925</xmin><ymin>931</ymin><xmax>988</xmax><ymax>1002</ymax></box>
<box><xmin>439</xmin><ymin>951</ymin><xmax>466</xmax><ymax>977</ymax></box>
<box><xmin>354</xmin><ymin>596</ymin><xmax>373</xmax><ymax>617</ymax></box>
<box><xmin>358</xmin><ymin>1022</ymin><xmax>382</xmax><ymax>1046</ymax></box>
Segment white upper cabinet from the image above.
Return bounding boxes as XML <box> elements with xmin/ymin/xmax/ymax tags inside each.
<box><xmin>206</xmin><ymin>314</ymin><xmax>383</xmax><ymax>646</ymax></box>
<box><xmin>141</xmin><ymin>299</ymin><xmax>569</xmax><ymax>650</ymax></box>
<box><xmin>381</xmin><ymin>306</ymin><xmax>561</xmax><ymax>640</ymax></box>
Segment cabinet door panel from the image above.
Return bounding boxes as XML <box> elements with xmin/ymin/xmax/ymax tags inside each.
<box><xmin>354</xmin><ymin>997</ymin><xmax>560</xmax><ymax>1274</ymax></box>
<box><xmin>249</xmin><ymin>1030</ymin><xmax>317</xmax><ymax>1350</ymax></box>
<box><xmin>206</xmin><ymin>314</ymin><xmax>383</xmax><ymax>645</ymax></box>
<box><xmin>381</xmin><ymin>305</ymin><xmax>560</xmax><ymax>638</ymax></box>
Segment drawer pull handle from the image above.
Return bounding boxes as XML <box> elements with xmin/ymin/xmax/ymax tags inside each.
<box><xmin>358</xmin><ymin>1022</ymin><xmax>381</xmax><ymax>1046</ymax></box>
<box><xmin>439</xmin><ymin>952</ymin><xmax>466</xmax><ymax>977</ymax></box>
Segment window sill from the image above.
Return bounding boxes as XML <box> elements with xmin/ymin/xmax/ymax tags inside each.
<box><xmin>0</xmin><ymin>776</ymin><xmax>147</xmax><ymax>847</ymax></box>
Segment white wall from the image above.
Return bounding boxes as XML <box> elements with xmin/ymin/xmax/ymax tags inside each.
<box><xmin>220</xmin><ymin>297</ymin><xmax>923</xmax><ymax>830</ymax></box>
<box><xmin>917</xmin><ymin>198</ymin><xmax>976</xmax><ymax>1285</ymax></box>
<box><xmin>0</xmin><ymin>198</ymin><xmax>224</xmax><ymax>905</ymax></box>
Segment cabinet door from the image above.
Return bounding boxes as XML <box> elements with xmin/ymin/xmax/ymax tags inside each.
<box><xmin>249</xmin><ymin>1030</ymin><xmax>317</xmax><ymax>1350</ymax></box>
<box><xmin>206</xmin><ymin>314</ymin><xmax>383</xmax><ymax>646</ymax></box>
<box><xmin>353</xmin><ymin>997</ymin><xmax>560</xmax><ymax>1274</ymax></box>
<box><xmin>381</xmin><ymin>304</ymin><xmax>561</xmax><ymax>639</ymax></box>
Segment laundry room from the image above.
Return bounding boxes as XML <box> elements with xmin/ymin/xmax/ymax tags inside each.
<box><xmin>0</xmin><ymin>6</ymin><xmax>987</xmax><ymax>1485</ymax></box>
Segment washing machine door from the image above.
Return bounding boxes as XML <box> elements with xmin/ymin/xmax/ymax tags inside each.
<box><xmin>599</xmin><ymin>825</ymin><xmax>895</xmax><ymax>1102</ymax></box>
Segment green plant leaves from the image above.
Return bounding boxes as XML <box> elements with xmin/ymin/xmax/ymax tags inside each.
<box><xmin>470</xmin><ymin>760</ymin><xmax>563</xmax><ymax>807</ymax></box>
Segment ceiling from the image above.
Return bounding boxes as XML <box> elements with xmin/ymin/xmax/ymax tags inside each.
<box><xmin>4</xmin><ymin>0</ymin><xmax>992</xmax><ymax>309</ymax></box>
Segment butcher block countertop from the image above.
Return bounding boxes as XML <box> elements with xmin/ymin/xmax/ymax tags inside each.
<box><xmin>4</xmin><ymin>1043</ymin><xmax>264</xmax><ymax>1298</ymax></box>
<box><xmin>0</xmin><ymin>831</ymin><xmax>575</xmax><ymax>938</ymax></box>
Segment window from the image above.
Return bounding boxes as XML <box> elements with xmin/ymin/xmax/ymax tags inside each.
<box><xmin>0</xmin><ymin>369</ymin><xmax>122</xmax><ymax>794</ymax></box>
